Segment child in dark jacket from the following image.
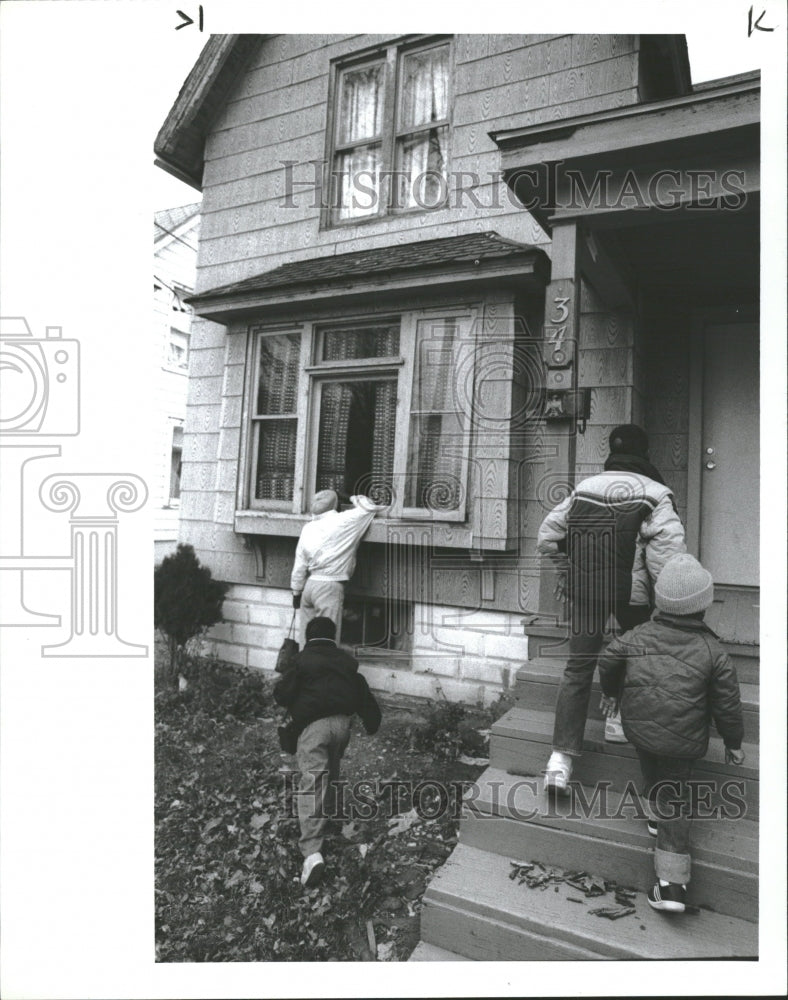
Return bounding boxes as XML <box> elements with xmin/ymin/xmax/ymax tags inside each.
<box><xmin>597</xmin><ymin>553</ymin><xmax>745</xmax><ymax>913</ymax></box>
<box><xmin>273</xmin><ymin>615</ymin><xmax>381</xmax><ymax>888</ymax></box>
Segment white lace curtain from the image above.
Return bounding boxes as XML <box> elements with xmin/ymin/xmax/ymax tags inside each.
<box><xmin>399</xmin><ymin>46</ymin><xmax>449</xmax><ymax>130</ymax></box>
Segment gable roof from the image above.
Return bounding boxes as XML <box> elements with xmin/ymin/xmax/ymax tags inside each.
<box><xmin>154</xmin><ymin>35</ymin><xmax>264</xmax><ymax>189</ymax></box>
<box><xmin>154</xmin><ymin>202</ymin><xmax>201</xmax><ymax>243</ymax></box>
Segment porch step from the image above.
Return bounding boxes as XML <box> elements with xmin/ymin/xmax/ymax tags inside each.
<box><xmin>407</xmin><ymin>941</ymin><xmax>471</xmax><ymax>961</ymax></box>
<box><xmin>421</xmin><ymin>843</ymin><xmax>758</xmax><ymax>960</ymax></box>
<box><xmin>491</xmin><ymin>707</ymin><xmax>759</xmax><ymax>814</ymax></box>
<box><xmin>460</xmin><ymin>766</ymin><xmax>758</xmax><ymax>921</ymax></box>
<box><xmin>521</xmin><ymin>621</ymin><xmax>760</xmax><ymax>685</ymax></box>
<box><xmin>515</xmin><ymin>658</ymin><xmax>760</xmax><ymax>742</ymax></box>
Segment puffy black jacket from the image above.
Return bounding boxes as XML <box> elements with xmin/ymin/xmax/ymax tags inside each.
<box><xmin>598</xmin><ymin>613</ymin><xmax>744</xmax><ymax>758</ymax></box>
<box><xmin>273</xmin><ymin>638</ymin><xmax>381</xmax><ymax>734</ymax></box>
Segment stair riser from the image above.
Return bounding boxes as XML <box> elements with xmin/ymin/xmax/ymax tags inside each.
<box><xmin>460</xmin><ymin>811</ymin><xmax>758</xmax><ymax>922</ymax></box>
<box><xmin>421</xmin><ymin>898</ymin><xmax>609</xmax><ymax>961</ymax></box>
<box><xmin>491</xmin><ymin>736</ymin><xmax>760</xmax><ymax>816</ymax></box>
<box><xmin>524</xmin><ymin>644</ymin><xmax>759</xmax><ymax>686</ymax></box>
<box><xmin>728</xmin><ymin>653</ymin><xmax>759</xmax><ymax>686</ymax></box>
<box><xmin>514</xmin><ymin>678</ymin><xmax>760</xmax><ymax>743</ymax></box>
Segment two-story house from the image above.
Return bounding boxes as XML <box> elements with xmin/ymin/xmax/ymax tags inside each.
<box><xmin>154</xmin><ymin>33</ymin><xmax>760</xmax><ymax>962</ymax></box>
<box><xmin>155</xmin><ymin>33</ymin><xmax>758</xmax><ymax>702</ymax></box>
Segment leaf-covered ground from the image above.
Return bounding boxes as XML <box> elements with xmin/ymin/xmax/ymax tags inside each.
<box><xmin>155</xmin><ymin>682</ymin><xmax>488</xmax><ymax>962</ymax></box>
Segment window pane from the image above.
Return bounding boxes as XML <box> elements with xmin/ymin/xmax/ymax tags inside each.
<box><xmin>334</xmin><ymin>145</ymin><xmax>382</xmax><ymax>219</ymax></box>
<box><xmin>320</xmin><ymin>323</ymin><xmax>400</xmax><ymax>361</ymax></box>
<box><xmin>398</xmin><ymin>46</ymin><xmax>449</xmax><ymax>130</ymax></box>
<box><xmin>255</xmin><ymin>419</ymin><xmax>297</xmax><ymax>501</ymax></box>
<box><xmin>395</xmin><ymin>127</ymin><xmax>448</xmax><ymax>209</ymax></box>
<box><xmin>316</xmin><ymin>379</ymin><xmax>396</xmax><ymax>500</ymax></box>
<box><xmin>256</xmin><ymin>333</ymin><xmax>300</xmax><ymax>414</ymax></box>
<box><xmin>338</xmin><ymin>63</ymin><xmax>384</xmax><ymax>144</ymax></box>
<box><xmin>167</xmin><ymin>329</ymin><xmax>189</xmax><ymax>370</ymax></box>
<box><xmin>406</xmin><ymin>319</ymin><xmax>464</xmax><ymax>510</ymax></box>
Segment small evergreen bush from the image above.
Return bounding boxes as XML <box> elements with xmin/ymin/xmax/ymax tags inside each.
<box><xmin>154</xmin><ymin>544</ymin><xmax>228</xmax><ymax>688</ymax></box>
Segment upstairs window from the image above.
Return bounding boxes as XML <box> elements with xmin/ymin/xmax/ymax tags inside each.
<box><xmin>328</xmin><ymin>38</ymin><xmax>451</xmax><ymax>224</ymax></box>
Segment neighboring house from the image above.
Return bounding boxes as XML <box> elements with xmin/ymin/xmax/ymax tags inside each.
<box><xmin>154</xmin><ymin>35</ymin><xmax>759</xmax><ymax>702</ymax></box>
<box><xmin>153</xmin><ymin>203</ymin><xmax>200</xmax><ymax>562</ymax></box>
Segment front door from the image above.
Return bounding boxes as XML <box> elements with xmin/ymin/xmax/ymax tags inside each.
<box><xmin>694</xmin><ymin>317</ymin><xmax>759</xmax><ymax>586</ymax></box>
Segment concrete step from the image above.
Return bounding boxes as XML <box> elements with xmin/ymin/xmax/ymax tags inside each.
<box><xmin>421</xmin><ymin>842</ymin><xmax>758</xmax><ymax>960</ymax></box>
<box><xmin>407</xmin><ymin>941</ymin><xmax>472</xmax><ymax>961</ymax></box>
<box><xmin>491</xmin><ymin>707</ymin><xmax>759</xmax><ymax>815</ymax></box>
<box><xmin>514</xmin><ymin>658</ymin><xmax>760</xmax><ymax>743</ymax></box>
<box><xmin>522</xmin><ymin>622</ymin><xmax>759</xmax><ymax>685</ymax></box>
<box><xmin>460</xmin><ymin>766</ymin><xmax>758</xmax><ymax>921</ymax></box>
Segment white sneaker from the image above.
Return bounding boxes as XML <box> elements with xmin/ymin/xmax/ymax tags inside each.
<box><xmin>544</xmin><ymin>751</ymin><xmax>572</xmax><ymax>795</ymax></box>
<box><xmin>604</xmin><ymin>711</ymin><xmax>628</xmax><ymax>744</ymax></box>
<box><xmin>300</xmin><ymin>851</ymin><xmax>325</xmax><ymax>888</ymax></box>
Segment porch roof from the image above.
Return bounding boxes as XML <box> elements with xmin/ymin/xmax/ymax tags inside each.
<box><xmin>490</xmin><ymin>71</ymin><xmax>760</xmax><ymax>232</ymax></box>
<box><xmin>186</xmin><ymin>231</ymin><xmax>550</xmax><ymax>319</ymax></box>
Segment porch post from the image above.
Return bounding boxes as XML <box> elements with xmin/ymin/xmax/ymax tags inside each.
<box><xmin>538</xmin><ymin>220</ymin><xmax>580</xmax><ymax>620</ymax></box>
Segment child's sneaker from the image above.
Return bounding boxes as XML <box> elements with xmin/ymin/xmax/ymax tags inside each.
<box><xmin>646</xmin><ymin>820</ymin><xmax>658</xmax><ymax>837</ymax></box>
<box><xmin>647</xmin><ymin>880</ymin><xmax>686</xmax><ymax>913</ymax></box>
<box><xmin>604</xmin><ymin>710</ymin><xmax>628</xmax><ymax>743</ymax></box>
<box><xmin>300</xmin><ymin>852</ymin><xmax>325</xmax><ymax>888</ymax></box>
<box><xmin>544</xmin><ymin>751</ymin><xmax>572</xmax><ymax>795</ymax></box>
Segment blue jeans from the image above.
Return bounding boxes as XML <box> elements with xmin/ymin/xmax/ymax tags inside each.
<box><xmin>637</xmin><ymin>749</ymin><xmax>693</xmax><ymax>885</ymax></box>
<box><xmin>551</xmin><ymin>600</ymin><xmax>651</xmax><ymax>756</ymax></box>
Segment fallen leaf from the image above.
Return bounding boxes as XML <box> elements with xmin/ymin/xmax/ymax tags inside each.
<box><xmin>201</xmin><ymin>817</ymin><xmax>223</xmax><ymax>839</ymax></box>
<box><xmin>387</xmin><ymin>808</ymin><xmax>420</xmax><ymax>837</ymax></box>
<box><xmin>249</xmin><ymin>881</ymin><xmax>265</xmax><ymax>894</ymax></box>
<box><xmin>365</xmin><ymin>919</ymin><xmax>377</xmax><ymax>955</ymax></box>
<box><xmin>250</xmin><ymin>812</ymin><xmax>270</xmax><ymax>830</ymax></box>
<box><xmin>589</xmin><ymin>905</ymin><xmax>636</xmax><ymax>920</ymax></box>
<box><xmin>377</xmin><ymin>941</ymin><xmax>395</xmax><ymax>961</ymax></box>
<box><xmin>225</xmin><ymin>870</ymin><xmax>245</xmax><ymax>888</ymax></box>
<box><xmin>457</xmin><ymin>755</ymin><xmax>490</xmax><ymax>766</ymax></box>
<box><xmin>358</xmin><ymin>843</ymin><xmax>369</xmax><ymax>859</ymax></box>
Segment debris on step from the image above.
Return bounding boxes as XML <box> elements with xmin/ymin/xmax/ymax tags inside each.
<box><xmin>589</xmin><ymin>904</ymin><xmax>636</xmax><ymax>920</ymax></box>
<box><xmin>564</xmin><ymin>870</ymin><xmax>607</xmax><ymax>897</ymax></box>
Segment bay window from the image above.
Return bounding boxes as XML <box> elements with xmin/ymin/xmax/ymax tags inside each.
<box><xmin>245</xmin><ymin>307</ymin><xmax>475</xmax><ymax>520</ymax></box>
<box><xmin>328</xmin><ymin>37</ymin><xmax>452</xmax><ymax>224</ymax></box>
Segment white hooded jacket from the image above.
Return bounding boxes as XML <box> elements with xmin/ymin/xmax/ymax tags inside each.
<box><xmin>290</xmin><ymin>495</ymin><xmax>386</xmax><ymax>593</ymax></box>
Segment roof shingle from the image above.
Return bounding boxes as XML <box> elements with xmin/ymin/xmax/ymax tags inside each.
<box><xmin>189</xmin><ymin>231</ymin><xmax>547</xmax><ymax>303</ymax></box>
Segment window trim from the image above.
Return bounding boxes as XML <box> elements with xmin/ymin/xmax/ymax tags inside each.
<box><xmin>321</xmin><ymin>35</ymin><xmax>453</xmax><ymax>230</ymax></box>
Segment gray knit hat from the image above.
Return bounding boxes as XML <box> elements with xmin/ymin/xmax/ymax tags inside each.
<box><xmin>654</xmin><ymin>553</ymin><xmax>714</xmax><ymax>614</ymax></box>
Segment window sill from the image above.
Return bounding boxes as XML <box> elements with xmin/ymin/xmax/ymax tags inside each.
<box><xmin>234</xmin><ymin>509</ymin><xmax>477</xmax><ymax>548</ymax></box>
